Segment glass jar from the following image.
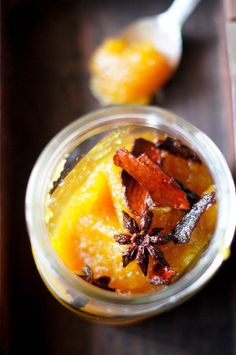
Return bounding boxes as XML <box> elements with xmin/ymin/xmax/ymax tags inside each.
<box><xmin>25</xmin><ymin>105</ymin><xmax>236</xmax><ymax>324</ymax></box>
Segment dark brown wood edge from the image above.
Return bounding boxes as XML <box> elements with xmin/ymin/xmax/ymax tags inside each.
<box><xmin>0</xmin><ymin>137</ymin><xmax>11</xmax><ymax>355</ymax></box>
<box><xmin>222</xmin><ymin>1</ymin><xmax>236</xmax><ymax>178</ymax></box>
<box><xmin>0</xmin><ymin>2</ymin><xmax>11</xmax><ymax>354</ymax></box>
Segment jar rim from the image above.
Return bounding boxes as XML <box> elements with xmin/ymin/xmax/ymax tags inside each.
<box><xmin>25</xmin><ymin>105</ymin><xmax>236</xmax><ymax>311</ymax></box>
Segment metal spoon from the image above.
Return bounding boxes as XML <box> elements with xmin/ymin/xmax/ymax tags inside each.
<box><xmin>121</xmin><ymin>0</ymin><xmax>201</xmax><ymax>69</ymax></box>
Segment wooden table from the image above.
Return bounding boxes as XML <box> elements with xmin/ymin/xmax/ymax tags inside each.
<box><xmin>1</xmin><ymin>0</ymin><xmax>235</xmax><ymax>354</ymax></box>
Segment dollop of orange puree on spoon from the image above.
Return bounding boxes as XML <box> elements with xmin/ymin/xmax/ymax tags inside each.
<box><xmin>89</xmin><ymin>39</ymin><xmax>172</xmax><ymax>105</ymax></box>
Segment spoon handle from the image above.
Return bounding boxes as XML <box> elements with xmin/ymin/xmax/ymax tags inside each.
<box><xmin>164</xmin><ymin>0</ymin><xmax>202</xmax><ymax>27</ymax></box>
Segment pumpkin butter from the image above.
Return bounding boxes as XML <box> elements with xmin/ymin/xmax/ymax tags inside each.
<box><xmin>47</xmin><ymin>129</ymin><xmax>217</xmax><ymax>294</ymax></box>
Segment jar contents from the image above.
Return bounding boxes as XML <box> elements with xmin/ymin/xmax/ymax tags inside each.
<box><xmin>89</xmin><ymin>38</ymin><xmax>172</xmax><ymax>104</ymax></box>
<box><xmin>47</xmin><ymin>129</ymin><xmax>217</xmax><ymax>294</ymax></box>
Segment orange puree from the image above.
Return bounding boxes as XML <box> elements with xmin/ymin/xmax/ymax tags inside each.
<box><xmin>89</xmin><ymin>38</ymin><xmax>172</xmax><ymax>104</ymax></box>
<box><xmin>47</xmin><ymin>130</ymin><xmax>217</xmax><ymax>294</ymax></box>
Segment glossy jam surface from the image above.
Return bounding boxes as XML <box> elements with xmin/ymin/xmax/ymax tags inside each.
<box><xmin>89</xmin><ymin>39</ymin><xmax>172</xmax><ymax>105</ymax></box>
<box><xmin>47</xmin><ymin>129</ymin><xmax>217</xmax><ymax>294</ymax></box>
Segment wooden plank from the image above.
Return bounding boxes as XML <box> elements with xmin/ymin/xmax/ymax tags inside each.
<box><xmin>1</xmin><ymin>0</ymin><xmax>235</xmax><ymax>354</ymax></box>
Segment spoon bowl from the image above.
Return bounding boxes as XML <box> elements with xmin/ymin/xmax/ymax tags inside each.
<box><xmin>89</xmin><ymin>0</ymin><xmax>201</xmax><ymax>104</ymax></box>
<box><xmin>121</xmin><ymin>0</ymin><xmax>201</xmax><ymax>70</ymax></box>
<box><xmin>121</xmin><ymin>16</ymin><xmax>182</xmax><ymax>68</ymax></box>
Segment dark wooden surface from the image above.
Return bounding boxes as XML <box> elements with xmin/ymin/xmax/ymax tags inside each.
<box><xmin>1</xmin><ymin>0</ymin><xmax>236</xmax><ymax>354</ymax></box>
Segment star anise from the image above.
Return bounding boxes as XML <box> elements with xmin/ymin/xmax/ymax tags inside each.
<box><xmin>114</xmin><ymin>210</ymin><xmax>172</xmax><ymax>276</ymax></box>
<box><xmin>78</xmin><ymin>265</ymin><xmax>115</xmax><ymax>292</ymax></box>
